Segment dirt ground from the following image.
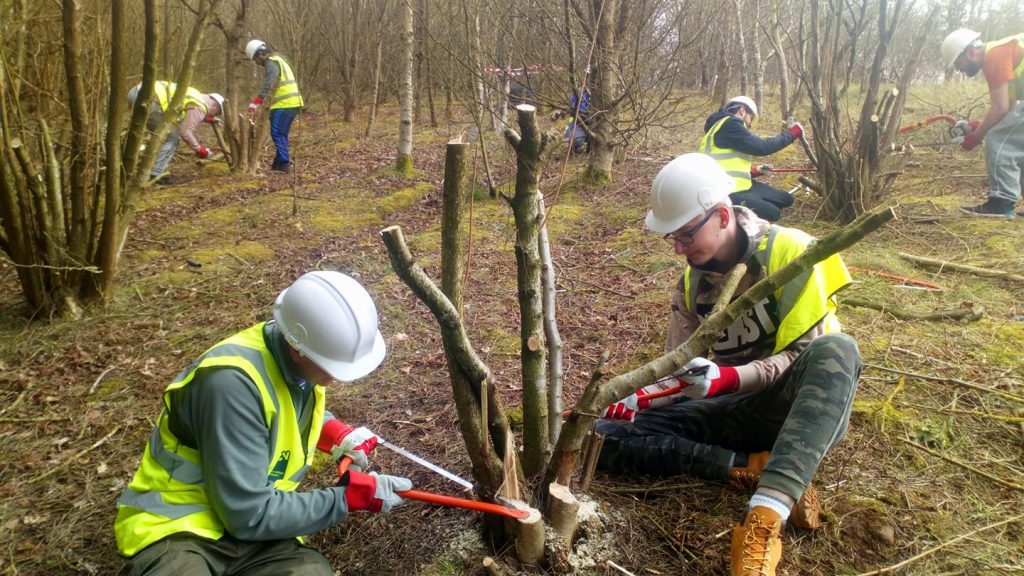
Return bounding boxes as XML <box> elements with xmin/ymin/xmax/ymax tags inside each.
<box><xmin>1</xmin><ymin>90</ymin><xmax>1022</xmax><ymax>576</ymax></box>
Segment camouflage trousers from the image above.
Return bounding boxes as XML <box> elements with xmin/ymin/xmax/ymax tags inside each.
<box><xmin>596</xmin><ymin>333</ymin><xmax>861</xmax><ymax>501</ymax></box>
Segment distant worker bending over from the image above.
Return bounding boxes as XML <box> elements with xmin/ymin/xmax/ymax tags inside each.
<box><xmin>127</xmin><ymin>81</ymin><xmax>225</xmax><ymax>185</ymax></box>
<box><xmin>941</xmin><ymin>28</ymin><xmax>1024</xmax><ymax>218</ymax></box>
<box><xmin>114</xmin><ymin>271</ymin><xmax>411</xmax><ymax>575</ymax></box>
<box><xmin>246</xmin><ymin>39</ymin><xmax>304</xmax><ymax>173</ymax></box>
<box><xmin>700</xmin><ymin>96</ymin><xmax>804</xmax><ymax>222</ymax></box>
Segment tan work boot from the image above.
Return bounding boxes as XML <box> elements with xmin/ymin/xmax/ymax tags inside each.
<box><xmin>730</xmin><ymin>451</ymin><xmax>821</xmax><ymax>530</ymax></box>
<box><xmin>731</xmin><ymin>506</ymin><xmax>783</xmax><ymax>576</ymax></box>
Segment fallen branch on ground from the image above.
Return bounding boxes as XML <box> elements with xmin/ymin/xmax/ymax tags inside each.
<box><xmin>864</xmin><ymin>363</ymin><xmax>1024</xmax><ymax>404</ymax></box>
<box><xmin>898</xmin><ymin>252</ymin><xmax>1024</xmax><ymax>283</ymax></box>
<box><xmin>841</xmin><ymin>298</ymin><xmax>983</xmax><ymax>322</ymax></box>
<box><xmin>899</xmin><ymin>437</ymin><xmax>1024</xmax><ymax>492</ymax></box>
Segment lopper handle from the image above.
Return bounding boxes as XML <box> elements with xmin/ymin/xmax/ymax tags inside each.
<box><xmin>337</xmin><ymin>457</ymin><xmax>528</xmax><ymax>520</ymax></box>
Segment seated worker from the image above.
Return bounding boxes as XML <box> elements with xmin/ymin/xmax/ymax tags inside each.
<box><xmin>700</xmin><ymin>96</ymin><xmax>804</xmax><ymax>221</ymax></box>
<box><xmin>598</xmin><ymin>153</ymin><xmax>862</xmax><ymax>576</ymax></box>
<box><xmin>127</xmin><ymin>81</ymin><xmax>225</xmax><ymax>185</ymax></box>
<box><xmin>114</xmin><ymin>271</ymin><xmax>412</xmax><ymax>575</ymax></box>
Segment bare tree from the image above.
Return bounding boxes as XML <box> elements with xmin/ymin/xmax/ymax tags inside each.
<box><xmin>396</xmin><ymin>0</ymin><xmax>414</xmax><ymax>175</ymax></box>
<box><xmin>802</xmin><ymin>0</ymin><xmax>939</xmax><ymax>222</ymax></box>
<box><xmin>0</xmin><ymin>0</ymin><xmax>217</xmax><ymax>317</ymax></box>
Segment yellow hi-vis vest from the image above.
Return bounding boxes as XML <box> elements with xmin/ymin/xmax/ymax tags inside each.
<box><xmin>985</xmin><ymin>33</ymin><xmax>1024</xmax><ymax>102</ymax></box>
<box><xmin>152</xmin><ymin>81</ymin><xmax>208</xmax><ymax>119</ymax></box>
<box><xmin>700</xmin><ymin>116</ymin><xmax>752</xmax><ymax>192</ymax></box>
<box><xmin>683</xmin><ymin>226</ymin><xmax>850</xmax><ymax>354</ymax></box>
<box><xmin>267</xmin><ymin>55</ymin><xmax>304</xmax><ymax>110</ymax></box>
<box><xmin>114</xmin><ymin>323</ymin><xmax>326</xmax><ymax>557</ymax></box>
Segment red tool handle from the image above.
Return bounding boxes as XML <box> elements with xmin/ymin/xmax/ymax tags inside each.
<box><xmin>897</xmin><ymin>115</ymin><xmax>957</xmax><ymax>134</ymax></box>
<box><xmin>337</xmin><ymin>457</ymin><xmax>528</xmax><ymax>520</ymax></box>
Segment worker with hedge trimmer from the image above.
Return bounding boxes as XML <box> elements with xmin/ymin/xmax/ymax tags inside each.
<box><xmin>598</xmin><ymin>153</ymin><xmax>861</xmax><ymax>576</ymax></box>
<box><xmin>699</xmin><ymin>96</ymin><xmax>805</xmax><ymax>222</ymax></box>
<box><xmin>127</xmin><ymin>81</ymin><xmax>226</xmax><ymax>186</ymax></box>
<box><xmin>941</xmin><ymin>28</ymin><xmax>1024</xmax><ymax>218</ymax></box>
<box><xmin>114</xmin><ymin>271</ymin><xmax>412</xmax><ymax>575</ymax></box>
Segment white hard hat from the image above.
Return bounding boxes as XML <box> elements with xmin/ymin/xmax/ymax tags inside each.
<box><xmin>273</xmin><ymin>271</ymin><xmax>387</xmax><ymax>382</ymax></box>
<box><xmin>645</xmin><ymin>153</ymin><xmax>734</xmax><ymax>234</ymax></box>
<box><xmin>208</xmin><ymin>93</ymin><xmax>225</xmax><ymax>115</ymax></box>
<box><xmin>726</xmin><ymin>96</ymin><xmax>758</xmax><ymax>118</ymax></box>
<box><xmin>941</xmin><ymin>28</ymin><xmax>981</xmax><ymax>68</ymax></box>
<box><xmin>245</xmin><ymin>39</ymin><xmax>267</xmax><ymax>60</ymax></box>
<box><xmin>127</xmin><ymin>83</ymin><xmax>142</xmax><ymax>107</ymax></box>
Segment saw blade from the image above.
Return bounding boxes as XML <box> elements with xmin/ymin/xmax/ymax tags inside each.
<box><xmin>378</xmin><ymin>438</ymin><xmax>474</xmax><ymax>491</ymax></box>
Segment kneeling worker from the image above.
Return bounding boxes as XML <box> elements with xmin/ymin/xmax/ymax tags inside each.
<box><xmin>599</xmin><ymin>153</ymin><xmax>861</xmax><ymax>575</ymax></box>
<box><xmin>114</xmin><ymin>271</ymin><xmax>411</xmax><ymax>575</ymax></box>
<box><xmin>700</xmin><ymin>96</ymin><xmax>804</xmax><ymax>221</ymax></box>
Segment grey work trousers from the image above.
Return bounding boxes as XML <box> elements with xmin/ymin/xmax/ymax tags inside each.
<box><xmin>150</xmin><ymin>131</ymin><xmax>180</xmax><ymax>178</ymax></box>
<box><xmin>119</xmin><ymin>532</ymin><xmax>333</xmax><ymax>576</ymax></box>
<box><xmin>985</xmin><ymin>101</ymin><xmax>1024</xmax><ymax>205</ymax></box>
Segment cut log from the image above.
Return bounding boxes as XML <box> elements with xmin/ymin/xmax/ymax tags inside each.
<box><xmin>546</xmin><ymin>482</ymin><xmax>580</xmax><ymax>545</ymax></box>
<box><xmin>512</xmin><ymin>500</ymin><xmax>545</xmax><ymax>566</ymax></box>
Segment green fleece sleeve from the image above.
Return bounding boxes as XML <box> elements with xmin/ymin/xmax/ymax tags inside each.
<box><xmin>184</xmin><ymin>367</ymin><xmax>354</xmax><ymax>540</ymax></box>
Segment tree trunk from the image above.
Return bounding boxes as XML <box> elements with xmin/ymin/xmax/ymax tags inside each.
<box><xmin>504</xmin><ymin>105</ymin><xmax>550</xmax><ymax>477</ymax></box>
<box><xmin>395</xmin><ymin>0</ymin><xmax>414</xmax><ymax>175</ymax></box>
<box><xmin>586</xmin><ymin>0</ymin><xmax>618</xmax><ymax>184</ymax></box>
<box><xmin>733</xmin><ymin>0</ymin><xmax>749</xmax><ymax>96</ymax></box>
<box><xmin>365</xmin><ymin>35</ymin><xmax>383</xmax><ymax>137</ymax></box>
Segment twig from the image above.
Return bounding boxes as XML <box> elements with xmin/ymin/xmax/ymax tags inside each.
<box><xmin>864</xmin><ymin>363</ymin><xmax>1024</xmax><ymax>404</ymax></box>
<box><xmin>899</xmin><ymin>438</ymin><xmax>1024</xmax><ymax>492</ymax></box>
<box><xmin>842</xmin><ymin>298</ymin><xmax>984</xmax><ymax>322</ymax></box>
<box><xmin>855</xmin><ymin>513</ymin><xmax>1024</xmax><ymax>575</ymax></box>
<box><xmin>3</xmin><ymin>380</ymin><xmax>36</xmax><ymax>415</ymax></box>
<box><xmin>88</xmin><ymin>366</ymin><xmax>117</xmax><ymax>395</ymax></box>
<box><xmin>606</xmin><ymin>560</ymin><xmax>638</xmax><ymax>576</ymax></box>
<box><xmin>28</xmin><ymin>426</ymin><xmax>120</xmax><ymax>484</ymax></box>
<box><xmin>0</xmin><ymin>417</ymin><xmax>67</xmax><ymax>424</ymax></box>
<box><xmin>647</xmin><ymin>514</ymin><xmax>698</xmax><ymax>561</ymax></box>
<box><xmin>565</xmin><ymin>275</ymin><xmax>633</xmax><ymax>298</ymax></box>
<box><xmin>898</xmin><ymin>252</ymin><xmax>1024</xmax><ymax>283</ymax></box>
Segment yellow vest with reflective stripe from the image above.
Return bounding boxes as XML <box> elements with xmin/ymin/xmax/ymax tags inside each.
<box><xmin>152</xmin><ymin>81</ymin><xmax>208</xmax><ymax>119</ymax></box>
<box><xmin>267</xmin><ymin>55</ymin><xmax>304</xmax><ymax>110</ymax></box>
<box><xmin>683</xmin><ymin>226</ymin><xmax>850</xmax><ymax>354</ymax></box>
<box><xmin>985</xmin><ymin>33</ymin><xmax>1024</xmax><ymax>102</ymax></box>
<box><xmin>113</xmin><ymin>323</ymin><xmax>326</xmax><ymax>557</ymax></box>
<box><xmin>700</xmin><ymin>116</ymin><xmax>752</xmax><ymax>192</ymax></box>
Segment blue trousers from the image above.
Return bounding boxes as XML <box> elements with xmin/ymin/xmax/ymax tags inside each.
<box><xmin>269</xmin><ymin>107</ymin><xmax>300</xmax><ymax>167</ymax></box>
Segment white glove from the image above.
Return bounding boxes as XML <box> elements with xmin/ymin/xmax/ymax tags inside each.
<box><xmin>330</xmin><ymin>426</ymin><xmax>379</xmax><ymax>472</ymax></box>
<box><xmin>675</xmin><ymin>357</ymin><xmax>740</xmax><ymax>400</ymax></box>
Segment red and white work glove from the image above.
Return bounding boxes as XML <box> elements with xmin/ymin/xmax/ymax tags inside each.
<box><xmin>195</xmin><ymin>146</ymin><xmax>210</xmax><ymax>159</ymax></box>
<box><xmin>786</xmin><ymin>121</ymin><xmax>804</xmax><ymax>140</ymax></box>
<box><xmin>603</xmin><ymin>380</ymin><xmax>686</xmax><ymax>422</ymax></box>
<box><xmin>317</xmin><ymin>419</ymin><xmax>379</xmax><ymax>472</ymax></box>
<box><xmin>751</xmin><ymin>164</ymin><xmax>774</xmax><ymax>178</ymax></box>
<box><xmin>675</xmin><ymin>357</ymin><xmax>739</xmax><ymax>400</ymax></box>
<box><xmin>961</xmin><ymin>120</ymin><xmax>982</xmax><ymax>151</ymax></box>
<box><xmin>339</xmin><ymin>469</ymin><xmax>412</xmax><ymax>513</ymax></box>
<box><xmin>248</xmin><ymin>96</ymin><xmax>263</xmax><ymax>119</ymax></box>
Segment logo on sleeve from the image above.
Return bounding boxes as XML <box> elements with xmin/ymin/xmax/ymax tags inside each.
<box><xmin>268</xmin><ymin>450</ymin><xmax>291</xmax><ymax>481</ymax></box>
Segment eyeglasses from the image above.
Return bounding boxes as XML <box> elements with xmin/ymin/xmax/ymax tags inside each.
<box><xmin>663</xmin><ymin>210</ymin><xmax>715</xmax><ymax>245</ymax></box>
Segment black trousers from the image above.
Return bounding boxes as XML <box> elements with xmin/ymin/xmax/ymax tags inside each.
<box><xmin>730</xmin><ymin>181</ymin><xmax>794</xmax><ymax>222</ymax></box>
